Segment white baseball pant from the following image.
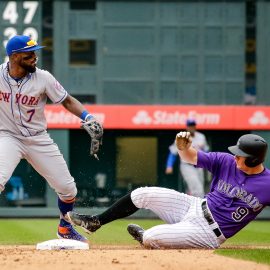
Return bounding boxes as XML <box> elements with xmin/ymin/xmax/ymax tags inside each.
<box><xmin>131</xmin><ymin>187</ymin><xmax>226</xmax><ymax>249</ymax></box>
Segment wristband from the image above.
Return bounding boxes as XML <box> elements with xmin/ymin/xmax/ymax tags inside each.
<box><xmin>81</xmin><ymin>110</ymin><xmax>93</xmax><ymax>121</ymax></box>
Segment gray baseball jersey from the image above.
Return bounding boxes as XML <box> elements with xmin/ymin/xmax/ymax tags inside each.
<box><xmin>168</xmin><ymin>131</ymin><xmax>209</xmax><ymax>197</ymax></box>
<box><xmin>0</xmin><ymin>62</ymin><xmax>67</xmax><ymax>137</ymax></box>
<box><xmin>0</xmin><ymin>63</ymin><xmax>76</xmax><ymax>202</ymax></box>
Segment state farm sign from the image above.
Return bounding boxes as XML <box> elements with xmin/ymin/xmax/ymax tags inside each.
<box><xmin>45</xmin><ymin>105</ymin><xmax>270</xmax><ymax>130</ymax></box>
<box><xmin>132</xmin><ymin>110</ymin><xmax>220</xmax><ymax>125</ymax></box>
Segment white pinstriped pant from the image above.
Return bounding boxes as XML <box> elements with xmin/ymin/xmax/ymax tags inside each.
<box><xmin>131</xmin><ymin>187</ymin><xmax>226</xmax><ymax>249</ymax></box>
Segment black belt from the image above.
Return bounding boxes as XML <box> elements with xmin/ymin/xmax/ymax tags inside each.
<box><xmin>201</xmin><ymin>201</ymin><xmax>222</xmax><ymax>237</ymax></box>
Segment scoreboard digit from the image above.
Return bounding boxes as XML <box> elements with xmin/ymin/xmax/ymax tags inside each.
<box><xmin>1</xmin><ymin>1</ymin><xmax>41</xmax><ymax>62</ymax></box>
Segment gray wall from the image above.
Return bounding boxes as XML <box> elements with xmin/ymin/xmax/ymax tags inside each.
<box><xmin>54</xmin><ymin>0</ymin><xmax>245</xmax><ymax>104</ymax></box>
<box><xmin>256</xmin><ymin>0</ymin><xmax>270</xmax><ymax>104</ymax></box>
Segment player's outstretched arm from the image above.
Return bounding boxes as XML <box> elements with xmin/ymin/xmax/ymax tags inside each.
<box><xmin>176</xmin><ymin>131</ymin><xmax>198</xmax><ymax>165</ymax></box>
<box><xmin>61</xmin><ymin>94</ymin><xmax>87</xmax><ymax>118</ymax></box>
<box><xmin>61</xmin><ymin>94</ymin><xmax>103</xmax><ymax>159</ymax></box>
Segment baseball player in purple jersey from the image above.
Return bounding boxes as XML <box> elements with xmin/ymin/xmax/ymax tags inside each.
<box><xmin>0</xmin><ymin>35</ymin><xmax>103</xmax><ymax>242</ymax></box>
<box><xmin>67</xmin><ymin>132</ymin><xmax>270</xmax><ymax>249</ymax></box>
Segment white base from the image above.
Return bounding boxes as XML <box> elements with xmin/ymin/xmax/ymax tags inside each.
<box><xmin>36</xmin><ymin>239</ymin><xmax>89</xmax><ymax>250</ymax></box>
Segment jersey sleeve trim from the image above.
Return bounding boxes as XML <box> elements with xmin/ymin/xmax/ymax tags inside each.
<box><xmin>54</xmin><ymin>91</ymin><xmax>68</xmax><ymax>104</ymax></box>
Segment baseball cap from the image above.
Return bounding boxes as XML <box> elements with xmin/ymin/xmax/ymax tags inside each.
<box><xmin>186</xmin><ymin>119</ymin><xmax>196</xmax><ymax>126</ymax></box>
<box><xmin>228</xmin><ymin>134</ymin><xmax>267</xmax><ymax>157</ymax></box>
<box><xmin>6</xmin><ymin>35</ymin><xmax>45</xmax><ymax>56</ymax></box>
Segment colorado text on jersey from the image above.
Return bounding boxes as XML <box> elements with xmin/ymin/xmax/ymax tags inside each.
<box><xmin>217</xmin><ymin>179</ymin><xmax>263</xmax><ymax>212</ymax></box>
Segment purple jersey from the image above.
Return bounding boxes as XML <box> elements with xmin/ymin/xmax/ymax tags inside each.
<box><xmin>197</xmin><ymin>151</ymin><xmax>270</xmax><ymax>238</ymax></box>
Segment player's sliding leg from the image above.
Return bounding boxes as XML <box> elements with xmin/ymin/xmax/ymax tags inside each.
<box><xmin>67</xmin><ymin>192</ymin><xmax>139</xmax><ymax>233</ymax></box>
<box><xmin>140</xmin><ymin>221</ymin><xmax>220</xmax><ymax>249</ymax></box>
<box><xmin>68</xmin><ymin>187</ymin><xmax>191</xmax><ymax>235</ymax></box>
<box><xmin>67</xmin><ymin>186</ymin><xmax>221</xmax><ymax>249</ymax></box>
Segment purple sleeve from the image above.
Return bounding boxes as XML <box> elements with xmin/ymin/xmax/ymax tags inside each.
<box><xmin>196</xmin><ymin>151</ymin><xmax>227</xmax><ymax>174</ymax></box>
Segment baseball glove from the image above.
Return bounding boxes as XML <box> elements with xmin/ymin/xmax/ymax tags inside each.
<box><xmin>81</xmin><ymin>119</ymin><xmax>103</xmax><ymax>160</ymax></box>
<box><xmin>175</xmin><ymin>131</ymin><xmax>192</xmax><ymax>151</ymax></box>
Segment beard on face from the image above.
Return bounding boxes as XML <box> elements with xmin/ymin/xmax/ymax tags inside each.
<box><xmin>20</xmin><ymin>61</ymin><xmax>36</xmax><ymax>73</ymax></box>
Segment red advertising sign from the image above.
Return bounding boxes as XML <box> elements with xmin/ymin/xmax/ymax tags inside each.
<box><xmin>45</xmin><ymin>105</ymin><xmax>270</xmax><ymax>130</ymax></box>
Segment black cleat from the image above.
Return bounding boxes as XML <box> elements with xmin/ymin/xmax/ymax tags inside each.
<box><xmin>67</xmin><ymin>211</ymin><xmax>101</xmax><ymax>234</ymax></box>
<box><xmin>127</xmin><ymin>224</ymin><xmax>145</xmax><ymax>244</ymax></box>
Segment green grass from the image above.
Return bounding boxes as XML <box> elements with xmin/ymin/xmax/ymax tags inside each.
<box><xmin>90</xmin><ymin>219</ymin><xmax>163</xmax><ymax>245</ymax></box>
<box><xmin>0</xmin><ymin>219</ymin><xmax>59</xmax><ymax>244</ymax></box>
<box><xmin>215</xmin><ymin>221</ymin><xmax>270</xmax><ymax>265</ymax></box>
<box><xmin>0</xmin><ymin>219</ymin><xmax>270</xmax><ymax>266</ymax></box>
<box><xmin>224</xmin><ymin>221</ymin><xmax>270</xmax><ymax>246</ymax></box>
<box><xmin>216</xmin><ymin>249</ymin><xmax>270</xmax><ymax>265</ymax></box>
<box><xmin>0</xmin><ymin>218</ymin><xmax>162</xmax><ymax>245</ymax></box>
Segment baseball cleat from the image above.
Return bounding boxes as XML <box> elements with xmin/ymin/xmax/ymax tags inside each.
<box><xmin>127</xmin><ymin>224</ymin><xmax>144</xmax><ymax>244</ymax></box>
<box><xmin>67</xmin><ymin>211</ymin><xmax>101</xmax><ymax>234</ymax></box>
<box><xmin>57</xmin><ymin>220</ymin><xmax>88</xmax><ymax>242</ymax></box>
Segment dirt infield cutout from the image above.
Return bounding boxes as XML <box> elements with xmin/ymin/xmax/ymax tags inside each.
<box><xmin>0</xmin><ymin>245</ymin><xmax>269</xmax><ymax>270</ymax></box>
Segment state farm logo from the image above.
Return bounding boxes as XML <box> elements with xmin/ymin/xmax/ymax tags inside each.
<box><xmin>132</xmin><ymin>110</ymin><xmax>152</xmax><ymax>124</ymax></box>
<box><xmin>249</xmin><ymin>111</ymin><xmax>269</xmax><ymax>125</ymax></box>
<box><xmin>132</xmin><ymin>110</ymin><xmax>220</xmax><ymax>125</ymax></box>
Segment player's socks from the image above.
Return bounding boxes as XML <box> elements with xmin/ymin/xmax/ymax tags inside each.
<box><xmin>59</xmin><ymin>218</ymin><xmax>70</xmax><ymax>227</ymax></box>
<box><xmin>58</xmin><ymin>197</ymin><xmax>75</xmax><ymax>221</ymax></box>
<box><xmin>58</xmin><ymin>199</ymin><xmax>88</xmax><ymax>242</ymax></box>
<box><xmin>97</xmin><ymin>192</ymin><xmax>139</xmax><ymax>225</ymax></box>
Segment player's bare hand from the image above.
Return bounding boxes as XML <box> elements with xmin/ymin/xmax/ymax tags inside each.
<box><xmin>165</xmin><ymin>167</ymin><xmax>173</xmax><ymax>174</ymax></box>
<box><xmin>175</xmin><ymin>131</ymin><xmax>192</xmax><ymax>151</ymax></box>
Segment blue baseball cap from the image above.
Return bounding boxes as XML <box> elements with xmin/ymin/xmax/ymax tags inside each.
<box><xmin>186</xmin><ymin>119</ymin><xmax>196</xmax><ymax>126</ymax></box>
<box><xmin>6</xmin><ymin>35</ymin><xmax>45</xmax><ymax>56</ymax></box>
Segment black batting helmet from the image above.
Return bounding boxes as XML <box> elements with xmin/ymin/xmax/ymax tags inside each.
<box><xmin>228</xmin><ymin>134</ymin><xmax>268</xmax><ymax>167</ymax></box>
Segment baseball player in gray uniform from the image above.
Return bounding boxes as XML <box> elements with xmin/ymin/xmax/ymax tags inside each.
<box><xmin>67</xmin><ymin>132</ymin><xmax>270</xmax><ymax>249</ymax></box>
<box><xmin>166</xmin><ymin>119</ymin><xmax>209</xmax><ymax>197</ymax></box>
<box><xmin>0</xmin><ymin>35</ymin><xmax>103</xmax><ymax>242</ymax></box>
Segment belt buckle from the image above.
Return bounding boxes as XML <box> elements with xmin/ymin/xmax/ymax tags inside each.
<box><xmin>202</xmin><ymin>207</ymin><xmax>208</xmax><ymax>218</ymax></box>
<box><xmin>202</xmin><ymin>201</ymin><xmax>222</xmax><ymax>238</ymax></box>
<box><xmin>202</xmin><ymin>201</ymin><xmax>214</xmax><ymax>225</ymax></box>
<box><xmin>202</xmin><ymin>201</ymin><xmax>209</xmax><ymax>217</ymax></box>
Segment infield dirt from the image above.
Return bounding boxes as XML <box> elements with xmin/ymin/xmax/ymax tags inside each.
<box><xmin>0</xmin><ymin>245</ymin><xmax>269</xmax><ymax>270</ymax></box>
